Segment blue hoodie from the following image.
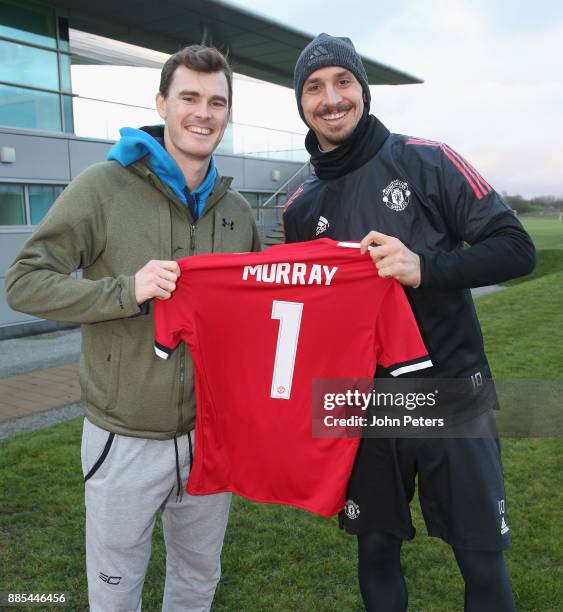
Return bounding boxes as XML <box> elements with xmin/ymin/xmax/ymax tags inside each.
<box><xmin>107</xmin><ymin>126</ymin><xmax>217</xmax><ymax>219</ymax></box>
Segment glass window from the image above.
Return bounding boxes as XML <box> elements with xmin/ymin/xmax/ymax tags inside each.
<box><xmin>259</xmin><ymin>193</ymin><xmax>275</xmax><ymax>206</ymax></box>
<box><xmin>216</xmin><ymin>122</ymin><xmax>234</xmax><ymax>155</ymax></box>
<box><xmin>0</xmin><ymin>83</ymin><xmax>61</xmax><ymax>131</ymax></box>
<box><xmin>0</xmin><ymin>184</ymin><xmax>25</xmax><ymax>225</ymax></box>
<box><xmin>57</xmin><ymin>16</ymin><xmax>69</xmax><ymax>52</ymax></box>
<box><xmin>28</xmin><ymin>184</ymin><xmax>64</xmax><ymax>225</ymax></box>
<box><xmin>0</xmin><ymin>39</ymin><xmax>59</xmax><ymax>90</ymax></box>
<box><xmin>242</xmin><ymin>192</ymin><xmax>259</xmax><ymax>208</ymax></box>
<box><xmin>62</xmin><ymin>94</ymin><xmax>74</xmax><ymax>133</ymax></box>
<box><xmin>58</xmin><ymin>52</ymin><xmax>72</xmax><ymax>92</ymax></box>
<box><xmin>0</xmin><ymin>0</ymin><xmax>57</xmax><ymax>48</ymax></box>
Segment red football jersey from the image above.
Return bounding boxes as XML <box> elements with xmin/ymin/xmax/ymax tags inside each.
<box><xmin>153</xmin><ymin>238</ymin><xmax>431</xmax><ymax>517</ymax></box>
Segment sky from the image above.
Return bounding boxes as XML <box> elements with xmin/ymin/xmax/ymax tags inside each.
<box><xmin>72</xmin><ymin>0</ymin><xmax>563</xmax><ymax>198</ymax></box>
<box><xmin>228</xmin><ymin>0</ymin><xmax>563</xmax><ymax>198</ymax></box>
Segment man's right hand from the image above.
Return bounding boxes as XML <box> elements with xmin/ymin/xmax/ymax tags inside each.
<box><xmin>134</xmin><ymin>260</ymin><xmax>180</xmax><ymax>304</ymax></box>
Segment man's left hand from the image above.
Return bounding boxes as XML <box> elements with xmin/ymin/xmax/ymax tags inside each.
<box><xmin>360</xmin><ymin>231</ymin><xmax>421</xmax><ymax>287</ymax></box>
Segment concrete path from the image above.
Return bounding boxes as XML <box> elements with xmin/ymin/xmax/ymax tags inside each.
<box><xmin>471</xmin><ymin>285</ymin><xmax>507</xmax><ymax>299</ymax></box>
<box><xmin>0</xmin><ymin>328</ymin><xmax>80</xmax><ymax>378</ymax></box>
<box><xmin>0</xmin><ymin>328</ymin><xmax>82</xmax><ymax>440</ymax></box>
<box><xmin>0</xmin><ymin>362</ymin><xmax>80</xmax><ymax>423</ymax></box>
<box><xmin>0</xmin><ymin>403</ymin><xmax>82</xmax><ymax>441</ymax></box>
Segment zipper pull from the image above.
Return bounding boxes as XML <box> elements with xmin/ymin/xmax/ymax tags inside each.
<box><xmin>189</xmin><ymin>224</ymin><xmax>196</xmax><ymax>255</ymax></box>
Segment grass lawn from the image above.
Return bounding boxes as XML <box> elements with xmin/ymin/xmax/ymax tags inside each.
<box><xmin>3</xmin><ymin>419</ymin><xmax>560</xmax><ymax>611</ymax></box>
<box><xmin>519</xmin><ymin>216</ymin><xmax>563</xmax><ymax>250</ymax></box>
<box><xmin>1</xmin><ymin>217</ymin><xmax>562</xmax><ymax>611</ymax></box>
<box><xmin>503</xmin><ymin>216</ymin><xmax>563</xmax><ymax>286</ymax></box>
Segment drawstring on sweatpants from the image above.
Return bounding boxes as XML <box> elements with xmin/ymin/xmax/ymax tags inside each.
<box><xmin>173</xmin><ymin>436</ymin><xmax>183</xmax><ymax>503</ymax></box>
<box><xmin>173</xmin><ymin>432</ymin><xmax>194</xmax><ymax>503</ymax></box>
<box><xmin>188</xmin><ymin>431</ymin><xmax>194</xmax><ymax>473</ymax></box>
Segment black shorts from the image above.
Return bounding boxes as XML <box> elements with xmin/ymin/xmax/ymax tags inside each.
<box><xmin>340</xmin><ymin>410</ymin><xmax>511</xmax><ymax>551</ymax></box>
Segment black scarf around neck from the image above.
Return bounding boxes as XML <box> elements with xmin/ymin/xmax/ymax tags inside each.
<box><xmin>305</xmin><ymin>110</ymin><xmax>390</xmax><ymax>180</ymax></box>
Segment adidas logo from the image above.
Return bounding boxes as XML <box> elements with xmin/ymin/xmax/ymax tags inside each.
<box><xmin>315</xmin><ymin>216</ymin><xmax>329</xmax><ymax>236</ymax></box>
<box><xmin>311</xmin><ymin>45</ymin><xmax>329</xmax><ymax>58</ymax></box>
<box><xmin>500</xmin><ymin>516</ymin><xmax>509</xmax><ymax>535</ymax></box>
<box><xmin>308</xmin><ymin>46</ymin><xmax>332</xmax><ymax>64</ymax></box>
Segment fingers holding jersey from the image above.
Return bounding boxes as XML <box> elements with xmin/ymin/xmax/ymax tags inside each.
<box><xmin>360</xmin><ymin>230</ymin><xmax>391</xmax><ymax>254</ymax></box>
<box><xmin>376</xmin><ymin>251</ymin><xmax>421</xmax><ymax>286</ymax></box>
<box><xmin>360</xmin><ymin>231</ymin><xmax>421</xmax><ymax>287</ymax></box>
<box><xmin>367</xmin><ymin>242</ymin><xmax>397</xmax><ymax>263</ymax></box>
<box><xmin>134</xmin><ymin>260</ymin><xmax>181</xmax><ymax>304</ymax></box>
<box><xmin>376</xmin><ymin>259</ymin><xmax>418</xmax><ymax>285</ymax></box>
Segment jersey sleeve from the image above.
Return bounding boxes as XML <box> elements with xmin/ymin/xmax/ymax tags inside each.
<box><xmin>416</xmin><ymin>141</ymin><xmax>536</xmax><ymax>289</ymax></box>
<box><xmin>153</xmin><ymin>296</ymin><xmax>182</xmax><ymax>360</ymax></box>
<box><xmin>375</xmin><ymin>281</ymin><xmax>433</xmax><ymax>376</ymax></box>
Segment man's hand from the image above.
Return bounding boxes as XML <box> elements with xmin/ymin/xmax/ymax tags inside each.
<box><xmin>360</xmin><ymin>231</ymin><xmax>421</xmax><ymax>287</ymax></box>
<box><xmin>134</xmin><ymin>260</ymin><xmax>181</xmax><ymax>304</ymax></box>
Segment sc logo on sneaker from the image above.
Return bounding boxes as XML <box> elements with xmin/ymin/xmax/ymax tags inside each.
<box><xmin>98</xmin><ymin>572</ymin><xmax>122</xmax><ymax>585</ymax></box>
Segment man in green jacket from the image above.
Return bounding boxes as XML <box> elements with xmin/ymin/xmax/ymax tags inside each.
<box><xmin>6</xmin><ymin>45</ymin><xmax>260</xmax><ymax>611</ymax></box>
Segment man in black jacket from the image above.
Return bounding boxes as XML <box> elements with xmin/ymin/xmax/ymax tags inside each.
<box><xmin>285</xmin><ymin>33</ymin><xmax>536</xmax><ymax>612</ymax></box>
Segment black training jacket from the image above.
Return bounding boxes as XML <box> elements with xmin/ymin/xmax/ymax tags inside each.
<box><xmin>283</xmin><ymin>133</ymin><xmax>536</xmax><ymax>396</ymax></box>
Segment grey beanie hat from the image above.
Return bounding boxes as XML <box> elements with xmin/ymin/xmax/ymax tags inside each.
<box><xmin>294</xmin><ymin>33</ymin><xmax>371</xmax><ymax>125</ymax></box>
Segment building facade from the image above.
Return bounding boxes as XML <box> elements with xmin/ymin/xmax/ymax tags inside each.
<box><xmin>0</xmin><ymin>0</ymin><xmax>308</xmax><ymax>337</ymax></box>
<box><xmin>0</xmin><ymin>0</ymin><xmax>420</xmax><ymax>338</ymax></box>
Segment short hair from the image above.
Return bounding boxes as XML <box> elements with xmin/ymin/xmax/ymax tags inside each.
<box><xmin>159</xmin><ymin>45</ymin><xmax>233</xmax><ymax>108</ymax></box>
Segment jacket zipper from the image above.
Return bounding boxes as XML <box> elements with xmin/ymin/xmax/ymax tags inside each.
<box><xmin>179</xmin><ymin>223</ymin><xmax>196</xmax><ymax>432</ymax></box>
<box><xmin>189</xmin><ymin>223</ymin><xmax>196</xmax><ymax>255</ymax></box>
<box><xmin>177</xmin><ymin>187</ymin><xmax>223</xmax><ymax>432</ymax></box>
<box><xmin>135</xmin><ymin>167</ymin><xmax>228</xmax><ymax>434</ymax></box>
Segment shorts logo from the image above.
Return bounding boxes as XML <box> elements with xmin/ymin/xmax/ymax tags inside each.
<box><xmin>382</xmin><ymin>180</ymin><xmax>411</xmax><ymax>211</ymax></box>
<box><xmin>315</xmin><ymin>215</ymin><xmax>329</xmax><ymax>236</ymax></box>
<box><xmin>344</xmin><ymin>499</ymin><xmax>360</xmax><ymax>520</ymax></box>
<box><xmin>498</xmin><ymin>499</ymin><xmax>509</xmax><ymax>534</ymax></box>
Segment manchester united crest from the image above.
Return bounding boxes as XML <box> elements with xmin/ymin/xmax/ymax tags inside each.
<box><xmin>344</xmin><ymin>499</ymin><xmax>360</xmax><ymax>520</ymax></box>
<box><xmin>382</xmin><ymin>179</ymin><xmax>411</xmax><ymax>211</ymax></box>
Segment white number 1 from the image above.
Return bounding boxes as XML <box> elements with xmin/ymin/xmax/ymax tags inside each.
<box><xmin>270</xmin><ymin>300</ymin><xmax>303</xmax><ymax>400</ymax></box>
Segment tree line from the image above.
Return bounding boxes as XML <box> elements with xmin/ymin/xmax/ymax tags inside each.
<box><xmin>502</xmin><ymin>194</ymin><xmax>563</xmax><ymax>215</ymax></box>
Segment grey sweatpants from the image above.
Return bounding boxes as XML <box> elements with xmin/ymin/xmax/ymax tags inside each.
<box><xmin>81</xmin><ymin>417</ymin><xmax>231</xmax><ymax>612</ymax></box>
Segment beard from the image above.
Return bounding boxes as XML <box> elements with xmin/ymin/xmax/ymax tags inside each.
<box><xmin>313</xmin><ymin>101</ymin><xmax>357</xmax><ymax>147</ymax></box>
<box><xmin>322</xmin><ymin>129</ymin><xmax>355</xmax><ymax>147</ymax></box>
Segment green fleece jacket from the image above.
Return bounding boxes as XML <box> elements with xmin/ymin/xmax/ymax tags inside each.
<box><xmin>5</xmin><ymin>159</ymin><xmax>261</xmax><ymax>439</ymax></box>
